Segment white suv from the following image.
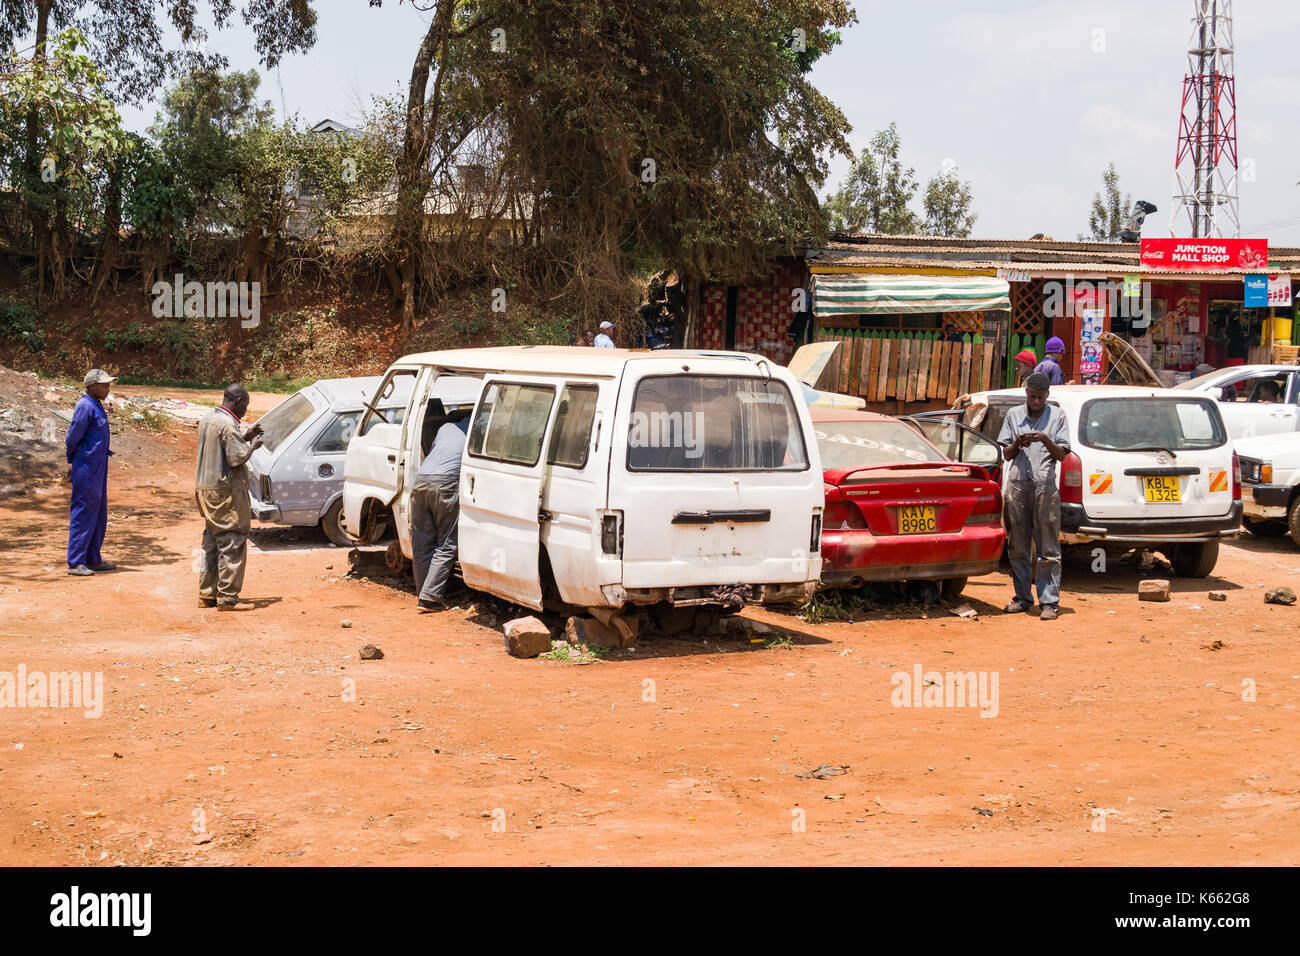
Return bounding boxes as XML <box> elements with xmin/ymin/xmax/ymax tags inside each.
<box><xmin>1235</xmin><ymin>431</ymin><xmax>1300</xmax><ymax>543</ymax></box>
<box><xmin>958</xmin><ymin>386</ymin><xmax>1242</xmax><ymax>577</ymax></box>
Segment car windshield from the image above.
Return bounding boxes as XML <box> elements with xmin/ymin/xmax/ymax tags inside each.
<box><xmin>814</xmin><ymin>420</ymin><xmax>946</xmax><ymax>470</ymax></box>
<box><xmin>1081</xmin><ymin>398</ymin><xmax>1225</xmax><ymax>451</ymax></box>
<box><xmin>1172</xmin><ymin>370</ymin><xmax>1228</xmax><ymax>390</ymax></box>
<box><xmin>256</xmin><ymin>393</ymin><xmax>316</xmax><ymax>453</ymax></box>
<box><xmin>627</xmin><ymin>374</ymin><xmax>808</xmax><ymax>471</ymax></box>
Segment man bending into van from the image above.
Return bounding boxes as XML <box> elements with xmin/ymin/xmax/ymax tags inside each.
<box><xmin>411</xmin><ymin>418</ymin><xmax>467</xmax><ymax>610</ymax></box>
<box><xmin>998</xmin><ymin>372</ymin><xmax>1070</xmax><ymax>621</ymax></box>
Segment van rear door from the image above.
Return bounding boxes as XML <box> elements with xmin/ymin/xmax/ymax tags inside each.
<box><xmin>1076</xmin><ymin>395</ymin><xmax>1233</xmax><ymax>520</ymax></box>
<box><xmin>458</xmin><ymin>376</ymin><xmax>561</xmax><ymax>609</ymax></box>
<box><xmin>611</xmin><ymin>364</ymin><xmax>821</xmax><ymax>593</ymax></box>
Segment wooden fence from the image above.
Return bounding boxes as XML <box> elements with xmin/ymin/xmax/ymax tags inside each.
<box><xmin>813</xmin><ymin>330</ymin><xmax>1006</xmax><ymax>406</ymax></box>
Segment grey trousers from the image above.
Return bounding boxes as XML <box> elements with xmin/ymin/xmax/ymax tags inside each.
<box><xmin>197</xmin><ymin>488</ymin><xmax>250</xmax><ymax>603</ymax></box>
<box><xmin>411</xmin><ymin>476</ymin><xmax>459</xmax><ymax>602</ymax></box>
<box><xmin>1005</xmin><ymin>478</ymin><xmax>1062</xmax><ymax>608</ymax></box>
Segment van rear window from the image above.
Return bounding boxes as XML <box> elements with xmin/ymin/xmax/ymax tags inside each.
<box><xmin>1080</xmin><ymin>397</ymin><xmax>1226</xmax><ymax>451</ymax></box>
<box><xmin>627</xmin><ymin>375</ymin><xmax>808</xmax><ymax>472</ymax></box>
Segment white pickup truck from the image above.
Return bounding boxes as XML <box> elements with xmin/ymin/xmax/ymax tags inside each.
<box><xmin>1235</xmin><ymin>431</ymin><xmax>1300</xmax><ymax>543</ymax></box>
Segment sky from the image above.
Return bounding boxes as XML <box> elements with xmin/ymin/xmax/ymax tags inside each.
<box><xmin>111</xmin><ymin>0</ymin><xmax>1300</xmax><ymax>245</ymax></box>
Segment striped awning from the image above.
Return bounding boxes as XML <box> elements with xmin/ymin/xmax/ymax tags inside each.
<box><xmin>812</xmin><ymin>274</ymin><xmax>1011</xmax><ymax>315</ymax></box>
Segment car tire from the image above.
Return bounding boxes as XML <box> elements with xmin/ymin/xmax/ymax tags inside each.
<box><xmin>941</xmin><ymin>577</ymin><xmax>968</xmax><ymax>599</ymax></box>
<box><xmin>320</xmin><ymin>499</ymin><xmax>351</xmax><ymax>547</ymax></box>
<box><xmin>1243</xmin><ymin>516</ymin><xmax>1287</xmax><ymax>538</ymax></box>
<box><xmin>1169</xmin><ymin>540</ymin><xmax>1219</xmax><ymax>578</ymax></box>
<box><xmin>1288</xmin><ymin>498</ymin><xmax>1300</xmax><ymax>547</ymax></box>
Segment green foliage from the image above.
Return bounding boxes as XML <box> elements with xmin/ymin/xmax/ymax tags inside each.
<box><xmin>799</xmin><ymin>588</ymin><xmax>868</xmax><ymax>625</ymax></box>
<box><xmin>541</xmin><ymin>642</ymin><xmax>607</xmax><ymax>663</ymax></box>
<box><xmin>824</xmin><ymin>122</ymin><xmax>919</xmax><ymax>235</ymax></box>
<box><xmin>923</xmin><ymin>169</ymin><xmax>977</xmax><ymax>238</ymax></box>
<box><xmin>1085</xmin><ymin>163</ymin><xmax>1131</xmax><ymax>242</ymax></box>
<box><xmin>0</xmin><ymin>300</ymin><xmax>41</xmax><ymax>339</ymax></box>
<box><xmin>101</xmin><ymin>329</ymin><xmax>119</xmax><ymax>352</ymax></box>
<box><xmin>124</xmin><ymin>322</ymin><xmax>155</xmax><ymax>348</ymax></box>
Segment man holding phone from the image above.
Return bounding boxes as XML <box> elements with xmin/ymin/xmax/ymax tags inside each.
<box><xmin>194</xmin><ymin>384</ymin><xmax>263</xmax><ymax>610</ymax></box>
<box><xmin>998</xmin><ymin>372</ymin><xmax>1071</xmax><ymax>620</ymax></box>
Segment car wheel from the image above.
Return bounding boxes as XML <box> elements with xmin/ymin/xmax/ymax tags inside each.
<box><xmin>940</xmin><ymin>577</ymin><xmax>968</xmax><ymax>599</ymax></box>
<box><xmin>1288</xmin><ymin>498</ymin><xmax>1300</xmax><ymax>548</ymax></box>
<box><xmin>320</xmin><ymin>499</ymin><xmax>351</xmax><ymax>547</ymax></box>
<box><xmin>1243</xmin><ymin>516</ymin><xmax>1287</xmax><ymax>538</ymax></box>
<box><xmin>1169</xmin><ymin>540</ymin><xmax>1219</xmax><ymax>578</ymax></box>
<box><xmin>385</xmin><ymin>539</ymin><xmax>411</xmax><ymax>574</ymax></box>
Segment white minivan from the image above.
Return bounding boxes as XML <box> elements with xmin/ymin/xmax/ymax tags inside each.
<box><xmin>341</xmin><ymin>346</ymin><xmax>824</xmax><ymax>611</ymax></box>
<box><xmin>954</xmin><ymin>385</ymin><xmax>1241</xmax><ymax>577</ymax></box>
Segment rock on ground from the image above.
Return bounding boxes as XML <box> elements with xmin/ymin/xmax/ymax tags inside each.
<box><xmin>503</xmin><ymin>616</ymin><xmax>553</xmax><ymax>658</ymax></box>
<box><xmin>1138</xmin><ymin>580</ymin><xmax>1171</xmax><ymax>602</ymax></box>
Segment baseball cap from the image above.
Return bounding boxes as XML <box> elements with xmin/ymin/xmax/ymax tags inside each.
<box><xmin>1045</xmin><ymin>336</ymin><xmax>1065</xmax><ymax>354</ymax></box>
<box><xmin>599</xmin><ymin>321</ymin><xmax>614</xmax><ymax>330</ymax></box>
<box><xmin>84</xmin><ymin>369</ymin><xmax>116</xmax><ymax>387</ymax></box>
<box><xmin>1014</xmin><ymin>349</ymin><xmax>1038</xmax><ymax>365</ymax></box>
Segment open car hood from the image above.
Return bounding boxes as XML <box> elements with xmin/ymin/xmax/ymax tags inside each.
<box><xmin>1100</xmin><ymin>331</ymin><xmax>1162</xmax><ymax>387</ymax></box>
<box><xmin>787</xmin><ymin>342</ymin><xmax>867</xmax><ymax>410</ymax></box>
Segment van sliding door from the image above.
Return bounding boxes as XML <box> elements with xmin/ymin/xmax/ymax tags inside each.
<box><xmin>458</xmin><ymin>377</ymin><xmax>560</xmax><ymax>609</ymax></box>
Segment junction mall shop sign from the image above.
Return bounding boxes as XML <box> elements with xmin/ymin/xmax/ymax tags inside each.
<box><xmin>1140</xmin><ymin>238</ymin><xmax>1268</xmax><ymax>271</ymax></box>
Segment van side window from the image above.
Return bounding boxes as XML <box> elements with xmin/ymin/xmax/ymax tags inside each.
<box><xmin>546</xmin><ymin>385</ymin><xmax>599</xmax><ymax>468</ymax></box>
<box><xmin>468</xmin><ymin>382</ymin><xmax>556</xmax><ymax>466</ymax></box>
<box><xmin>360</xmin><ymin>369</ymin><xmax>417</xmax><ymax>436</ymax></box>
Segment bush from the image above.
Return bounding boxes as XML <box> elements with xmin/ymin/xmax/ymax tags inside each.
<box><xmin>124</xmin><ymin>322</ymin><xmax>155</xmax><ymax>348</ymax></box>
<box><xmin>0</xmin><ymin>300</ymin><xmax>40</xmax><ymax>341</ymax></box>
<box><xmin>102</xmin><ymin>330</ymin><xmax>119</xmax><ymax>352</ymax></box>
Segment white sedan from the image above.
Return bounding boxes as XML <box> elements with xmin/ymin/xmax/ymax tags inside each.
<box><xmin>1173</xmin><ymin>365</ymin><xmax>1299</xmax><ymax>440</ymax></box>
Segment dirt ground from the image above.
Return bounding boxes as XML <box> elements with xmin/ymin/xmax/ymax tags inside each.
<box><xmin>2</xmin><ymin>380</ymin><xmax>1299</xmax><ymax>866</ymax></box>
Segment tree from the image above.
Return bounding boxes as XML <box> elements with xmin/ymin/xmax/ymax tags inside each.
<box><xmin>922</xmin><ymin>167</ymin><xmax>976</xmax><ymax>237</ymax></box>
<box><xmin>1085</xmin><ymin>163</ymin><xmax>1131</xmax><ymax>242</ymax></box>
<box><xmin>0</xmin><ymin>0</ymin><xmax>318</xmax><ymax>298</ymax></box>
<box><xmin>823</xmin><ymin>122</ymin><xmax>919</xmax><ymax>235</ymax></box>
<box><xmin>375</xmin><ymin>0</ymin><xmax>857</xmax><ymax>332</ymax></box>
<box><xmin>0</xmin><ymin>27</ymin><xmax>130</xmax><ymax>301</ymax></box>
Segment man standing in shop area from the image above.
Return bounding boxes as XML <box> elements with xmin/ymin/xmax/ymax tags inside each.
<box><xmin>1034</xmin><ymin>336</ymin><xmax>1068</xmax><ymax>385</ymax></box>
<box><xmin>195</xmin><ymin>384</ymin><xmax>262</xmax><ymax>610</ymax></box>
<box><xmin>999</xmin><ymin>372</ymin><xmax>1070</xmax><ymax>621</ymax></box>
<box><xmin>594</xmin><ymin>321</ymin><xmax>617</xmax><ymax>348</ymax></box>
<box><xmin>1013</xmin><ymin>349</ymin><xmax>1039</xmax><ymax>385</ymax></box>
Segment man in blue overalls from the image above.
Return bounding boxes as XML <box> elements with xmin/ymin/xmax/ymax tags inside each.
<box><xmin>65</xmin><ymin>369</ymin><xmax>116</xmax><ymax>576</ymax></box>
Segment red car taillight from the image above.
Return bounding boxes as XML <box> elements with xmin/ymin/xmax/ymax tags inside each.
<box><xmin>1060</xmin><ymin>452</ymin><xmax>1083</xmax><ymax>505</ymax></box>
<box><xmin>968</xmin><ymin>493</ymin><xmax>1002</xmax><ymax>524</ymax></box>
<box><xmin>1231</xmin><ymin>450</ymin><xmax>1241</xmax><ymax>501</ymax></box>
<box><xmin>822</xmin><ymin>500</ymin><xmax>868</xmax><ymax>531</ymax></box>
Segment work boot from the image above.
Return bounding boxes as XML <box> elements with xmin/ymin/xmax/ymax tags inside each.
<box><xmin>198</xmin><ymin>597</ymin><xmax>217</xmax><ymax>608</ymax></box>
<box><xmin>217</xmin><ymin>600</ymin><xmax>254</xmax><ymax>612</ymax></box>
<box><xmin>67</xmin><ymin>565</ymin><xmax>94</xmax><ymax>576</ymax></box>
<box><xmin>1003</xmin><ymin>599</ymin><xmax>1029</xmax><ymax>613</ymax></box>
<box><xmin>87</xmin><ymin>561</ymin><xmax>117</xmax><ymax>572</ymax></box>
<box><xmin>1039</xmin><ymin>605</ymin><xmax>1060</xmax><ymax>621</ymax></box>
<box><xmin>417</xmin><ymin>597</ymin><xmax>447</xmax><ymax>612</ymax></box>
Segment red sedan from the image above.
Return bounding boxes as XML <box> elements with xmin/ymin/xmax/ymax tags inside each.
<box><xmin>812</xmin><ymin>408</ymin><xmax>1006</xmax><ymax>596</ymax></box>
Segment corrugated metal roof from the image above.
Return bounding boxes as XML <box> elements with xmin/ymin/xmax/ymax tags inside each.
<box><xmin>813</xmin><ymin>234</ymin><xmax>1300</xmax><ymax>275</ymax></box>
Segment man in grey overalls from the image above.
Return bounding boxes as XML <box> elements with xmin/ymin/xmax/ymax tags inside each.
<box><xmin>410</xmin><ymin>418</ymin><xmax>467</xmax><ymax>610</ymax></box>
<box><xmin>997</xmin><ymin>372</ymin><xmax>1071</xmax><ymax>620</ymax></box>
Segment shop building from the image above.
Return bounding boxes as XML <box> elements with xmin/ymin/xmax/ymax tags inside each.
<box><xmin>690</xmin><ymin>234</ymin><xmax>1300</xmax><ymax>412</ymax></box>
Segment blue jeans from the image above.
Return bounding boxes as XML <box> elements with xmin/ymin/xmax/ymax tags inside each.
<box><xmin>411</xmin><ymin>476</ymin><xmax>459</xmax><ymax>602</ymax></box>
